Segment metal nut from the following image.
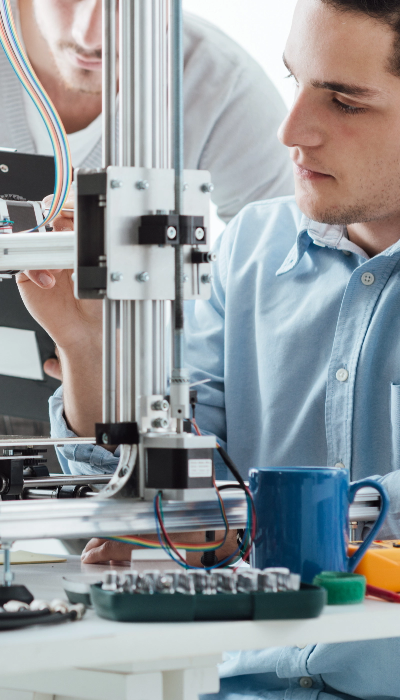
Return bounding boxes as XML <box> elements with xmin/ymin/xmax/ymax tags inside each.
<box><xmin>152</xmin><ymin>399</ymin><xmax>169</xmax><ymax>412</ymax></box>
<box><xmin>201</xmin><ymin>182</ymin><xmax>214</xmax><ymax>193</ymax></box>
<box><xmin>136</xmin><ymin>180</ymin><xmax>149</xmax><ymax>190</ymax></box>
<box><xmin>151</xmin><ymin>417</ymin><xmax>169</xmax><ymax>429</ymax></box>
<box><xmin>3</xmin><ymin>600</ymin><xmax>29</xmax><ymax>612</ymax></box>
<box><xmin>30</xmin><ymin>599</ymin><xmax>50</xmax><ymax>611</ymax></box>
<box><xmin>201</xmin><ymin>274</ymin><xmax>213</xmax><ymax>284</ymax></box>
<box><xmin>49</xmin><ymin>599</ymin><xmax>69</xmax><ymax>614</ymax></box>
<box><xmin>110</xmin><ymin>180</ymin><xmax>122</xmax><ymax>189</ymax></box>
<box><xmin>194</xmin><ymin>227</ymin><xmax>205</xmax><ymax>241</ymax></box>
<box><xmin>167</xmin><ymin>226</ymin><xmax>177</xmax><ymax>240</ymax></box>
<box><xmin>136</xmin><ymin>272</ymin><xmax>150</xmax><ymax>283</ymax></box>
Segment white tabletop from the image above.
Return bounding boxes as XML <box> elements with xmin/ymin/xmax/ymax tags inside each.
<box><xmin>0</xmin><ymin>557</ymin><xmax>398</xmax><ymax>677</ymax></box>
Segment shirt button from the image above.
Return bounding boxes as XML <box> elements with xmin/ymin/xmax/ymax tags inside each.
<box><xmin>336</xmin><ymin>368</ymin><xmax>349</xmax><ymax>382</ymax></box>
<box><xmin>335</xmin><ymin>462</ymin><xmax>346</xmax><ymax>469</ymax></box>
<box><xmin>299</xmin><ymin>677</ymin><xmax>313</xmax><ymax>688</ymax></box>
<box><xmin>361</xmin><ymin>272</ymin><xmax>375</xmax><ymax>286</ymax></box>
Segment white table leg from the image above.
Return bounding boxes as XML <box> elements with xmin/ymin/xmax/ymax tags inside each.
<box><xmin>0</xmin><ymin>669</ymin><xmax>163</xmax><ymax>700</ymax></box>
<box><xmin>163</xmin><ymin>667</ymin><xmax>220</xmax><ymax>700</ymax></box>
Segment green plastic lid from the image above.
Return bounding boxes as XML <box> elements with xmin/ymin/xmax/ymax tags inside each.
<box><xmin>312</xmin><ymin>571</ymin><xmax>366</xmax><ymax>605</ymax></box>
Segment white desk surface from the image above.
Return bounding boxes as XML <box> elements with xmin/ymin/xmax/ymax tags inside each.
<box><xmin>0</xmin><ymin>556</ymin><xmax>398</xmax><ymax>677</ymax></box>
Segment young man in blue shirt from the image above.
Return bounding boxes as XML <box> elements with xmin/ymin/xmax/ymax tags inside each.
<box><xmin>16</xmin><ymin>0</ymin><xmax>400</xmax><ymax>697</ymax></box>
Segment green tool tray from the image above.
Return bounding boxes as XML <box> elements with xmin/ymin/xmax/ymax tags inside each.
<box><xmin>91</xmin><ymin>582</ymin><xmax>326</xmax><ymax>622</ymax></box>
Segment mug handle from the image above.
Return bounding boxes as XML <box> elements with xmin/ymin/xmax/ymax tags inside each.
<box><xmin>347</xmin><ymin>479</ymin><xmax>390</xmax><ymax>572</ymax></box>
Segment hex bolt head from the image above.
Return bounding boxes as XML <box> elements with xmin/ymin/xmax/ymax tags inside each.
<box><xmin>152</xmin><ymin>399</ymin><xmax>169</xmax><ymax>412</ymax></box>
<box><xmin>152</xmin><ymin>417</ymin><xmax>169</xmax><ymax>429</ymax></box>
<box><xmin>102</xmin><ymin>433</ymin><xmax>109</xmax><ymax>444</ymax></box>
<box><xmin>110</xmin><ymin>179</ymin><xmax>122</xmax><ymax>189</ymax></box>
<box><xmin>0</xmin><ymin>164</ymin><xmax>9</xmax><ymax>173</ymax></box>
<box><xmin>201</xmin><ymin>274</ymin><xmax>213</xmax><ymax>284</ymax></box>
<box><xmin>111</xmin><ymin>272</ymin><xmax>123</xmax><ymax>282</ymax></box>
<box><xmin>194</xmin><ymin>227</ymin><xmax>205</xmax><ymax>241</ymax></box>
<box><xmin>136</xmin><ymin>180</ymin><xmax>149</xmax><ymax>190</ymax></box>
<box><xmin>201</xmin><ymin>182</ymin><xmax>214</xmax><ymax>193</ymax></box>
<box><xmin>136</xmin><ymin>272</ymin><xmax>150</xmax><ymax>283</ymax></box>
<box><xmin>167</xmin><ymin>226</ymin><xmax>177</xmax><ymax>240</ymax></box>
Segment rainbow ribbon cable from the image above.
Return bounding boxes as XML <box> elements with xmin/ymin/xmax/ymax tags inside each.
<box><xmin>0</xmin><ymin>0</ymin><xmax>72</xmax><ymax>229</ymax></box>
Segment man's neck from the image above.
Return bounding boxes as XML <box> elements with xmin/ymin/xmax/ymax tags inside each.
<box><xmin>347</xmin><ymin>216</ymin><xmax>400</xmax><ymax>258</ymax></box>
<box><xmin>18</xmin><ymin>0</ymin><xmax>102</xmax><ymax>134</ymax></box>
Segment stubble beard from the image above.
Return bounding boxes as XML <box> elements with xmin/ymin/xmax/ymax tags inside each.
<box><xmin>52</xmin><ymin>50</ymin><xmax>102</xmax><ymax>95</ymax></box>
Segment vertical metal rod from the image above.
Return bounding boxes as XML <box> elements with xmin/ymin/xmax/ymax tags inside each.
<box><xmin>119</xmin><ymin>0</ymin><xmax>137</xmax><ymax>424</ymax></box>
<box><xmin>2</xmin><ymin>543</ymin><xmax>12</xmax><ymax>587</ymax></box>
<box><xmin>102</xmin><ymin>0</ymin><xmax>117</xmax><ymax>168</ymax></box>
<box><xmin>102</xmin><ymin>0</ymin><xmax>118</xmax><ymax>424</ymax></box>
<box><xmin>172</xmin><ymin>0</ymin><xmax>184</xmax><ymax>372</ymax></box>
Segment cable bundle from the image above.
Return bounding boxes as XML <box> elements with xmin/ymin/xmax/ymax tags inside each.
<box><xmin>106</xmin><ymin>425</ymin><xmax>257</xmax><ymax>571</ymax></box>
<box><xmin>0</xmin><ymin>0</ymin><xmax>72</xmax><ymax>229</ymax></box>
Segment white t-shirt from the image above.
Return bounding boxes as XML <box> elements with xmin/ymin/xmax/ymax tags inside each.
<box><xmin>22</xmin><ymin>90</ymin><xmax>102</xmax><ymax>169</ymax></box>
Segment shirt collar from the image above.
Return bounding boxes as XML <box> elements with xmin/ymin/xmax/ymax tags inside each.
<box><xmin>276</xmin><ymin>215</ymin><xmax>369</xmax><ymax>276</ymax></box>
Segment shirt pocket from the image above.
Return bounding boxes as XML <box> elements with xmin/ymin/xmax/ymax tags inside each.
<box><xmin>391</xmin><ymin>383</ymin><xmax>400</xmax><ymax>470</ymax></box>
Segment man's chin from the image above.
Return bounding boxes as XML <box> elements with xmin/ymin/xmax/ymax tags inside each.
<box><xmin>55</xmin><ymin>62</ymin><xmax>102</xmax><ymax>95</ymax></box>
<box><xmin>294</xmin><ymin>190</ymin><xmax>369</xmax><ymax>227</ymax></box>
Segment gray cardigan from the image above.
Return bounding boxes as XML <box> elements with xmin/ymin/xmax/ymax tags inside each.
<box><xmin>0</xmin><ymin>7</ymin><xmax>293</xmax><ymax>222</ymax></box>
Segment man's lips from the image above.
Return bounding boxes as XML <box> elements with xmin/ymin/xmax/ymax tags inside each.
<box><xmin>294</xmin><ymin>164</ymin><xmax>332</xmax><ymax>181</ymax></box>
<box><xmin>66</xmin><ymin>49</ymin><xmax>102</xmax><ymax>71</ymax></box>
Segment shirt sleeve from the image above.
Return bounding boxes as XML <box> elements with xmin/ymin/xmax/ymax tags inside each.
<box><xmin>48</xmin><ymin>385</ymin><xmax>119</xmax><ymax>475</ymax></box>
<box><xmin>199</xmin><ymin>64</ymin><xmax>294</xmax><ymax>223</ymax></box>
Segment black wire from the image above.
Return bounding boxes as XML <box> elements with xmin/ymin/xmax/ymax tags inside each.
<box><xmin>216</xmin><ymin>445</ymin><xmax>247</xmax><ymax>490</ymax></box>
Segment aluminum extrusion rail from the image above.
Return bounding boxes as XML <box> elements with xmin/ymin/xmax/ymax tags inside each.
<box><xmin>0</xmin><ymin>231</ymin><xmax>74</xmax><ymax>271</ymax></box>
<box><xmin>0</xmin><ymin>489</ymin><xmax>379</xmax><ymax>542</ymax></box>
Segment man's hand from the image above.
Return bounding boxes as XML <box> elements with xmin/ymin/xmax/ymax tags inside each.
<box><xmin>81</xmin><ymin>530</ymin><xmax>238</xmax><ymax>567</ymax></box>
<box><xmin>16</xmin><ymin>193</ymin><xmax>103</xmax><ymax>436</ymax></box>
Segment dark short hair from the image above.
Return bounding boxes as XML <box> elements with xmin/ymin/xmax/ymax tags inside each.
<box><xmin>321</xmin><ymin>0</ymin><xmax>400</xmax><ymax>76</ymax></box>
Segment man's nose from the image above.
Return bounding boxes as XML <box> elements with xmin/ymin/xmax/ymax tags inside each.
<box><xmin>72</xmin><ymin>0</ymin><xmax>102</xmax><ymax>51</ymax></box>
<box><xmin>278</xmin><ymin>90</ymin><xmax>324</xmax><ymax>149</ymax></box>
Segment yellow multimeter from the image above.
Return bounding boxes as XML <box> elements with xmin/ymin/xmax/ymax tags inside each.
<box><xmin>348</xmin><ymin>540</ymin><xmax>400</xmax><ymax>592</ymax></box>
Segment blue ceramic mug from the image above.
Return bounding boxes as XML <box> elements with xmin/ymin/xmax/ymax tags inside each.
<box><xmin>249</xmin><ymin>466</ymin><xmax>389</xmax><ymax>583</ymax></box>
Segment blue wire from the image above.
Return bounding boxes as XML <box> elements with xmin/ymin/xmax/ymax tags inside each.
<box><xmin>153</xmin><ymin>491</ymin><xmax>252</xmax><ymax>571</ymax></box>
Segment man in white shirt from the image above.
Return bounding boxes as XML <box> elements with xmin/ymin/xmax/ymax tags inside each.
<box><xmin>0</xmin><ymin>0</ymin><xmax>293</xmax><ymax>432</ymax></box>
<box><xmin>3</xmin><ymin>0</ymin><xmax>293</xmax><ymax>221</ymax></box>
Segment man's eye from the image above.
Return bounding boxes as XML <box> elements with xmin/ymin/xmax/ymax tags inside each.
<box><xmin>333</xmin><ymin>98</ymin><xmax>367</xmax><ymax>115</ymax></box>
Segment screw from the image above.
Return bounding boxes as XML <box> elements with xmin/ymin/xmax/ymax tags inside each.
<box><xmin>183</xmin><ymin>183</ymin><xmax>189</xmax><ymax>191</ymax></box>
<box><xmin>167</xmin><ymin>226</ymin><xmax>177</xmax><ymax>240</ymax></box>
<box><xmin>201</xmin><ymin>182</ymin><xmax>214</xmax><ymax>193</ymax></box>
<box><xmin>152</xmin><ymin>399</ymin><xmax>169</xmax><ymax>411</ymax></box>
<box><xmin>152</xmin><ymin>417</ymin><xmax>169</xmax><ymax>429</ymax></box>
<box><xmin>120</xmin><ymin>466</ymin><xmax>129</xmax><ymax>476</ymax></box>
<box><xmin>110</xmin><ymin>180</ymin><xmax>122</xmax><ymax>189</ymax></box>
<box><xmin>0</xmin><ymin>164</ymin><xmax>9</xmax><ymax>173</ymax></box>
<box><xmin>207</xmin><ymin>252</ymin><xmax>217</xmax><ymax>262</ymax></box>
<box><xmin>111</xmin><ymin>272</ymin><xmax>123</xmax><ymax>282</ymax></box>
<box><xmin>136</xmin><ymin>272</ymin><xmax>150</xmax><ymax>282</ymax></box>
<box><xmin>201</xmin><ymin>274</ymin><xmax>213</xmax><ymax>284</ymax></box>
<box><xmin>183</xmin><ymin>274</ymin><xmax>189</xmax><ymax>282</ymax></box>
<box><xmin>194</xmin><ymin>227</ymin><xmax>205</xmax><ymax>241</ymax></box>
<box><xmin>102</xmin><ymin>433</ymin><xmax>109</xmax><ymax>444</ymax></box>
<box><xmin>136</xmin><ymin>180</ymin><xmax>149</xmax><ymax>190</ymax></box>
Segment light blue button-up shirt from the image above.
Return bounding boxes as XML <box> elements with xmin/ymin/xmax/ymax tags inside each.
<box><xmin>50</xmin><ymin>195</ymin><xmax>400</xmax><ymax>699</ymax></box>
